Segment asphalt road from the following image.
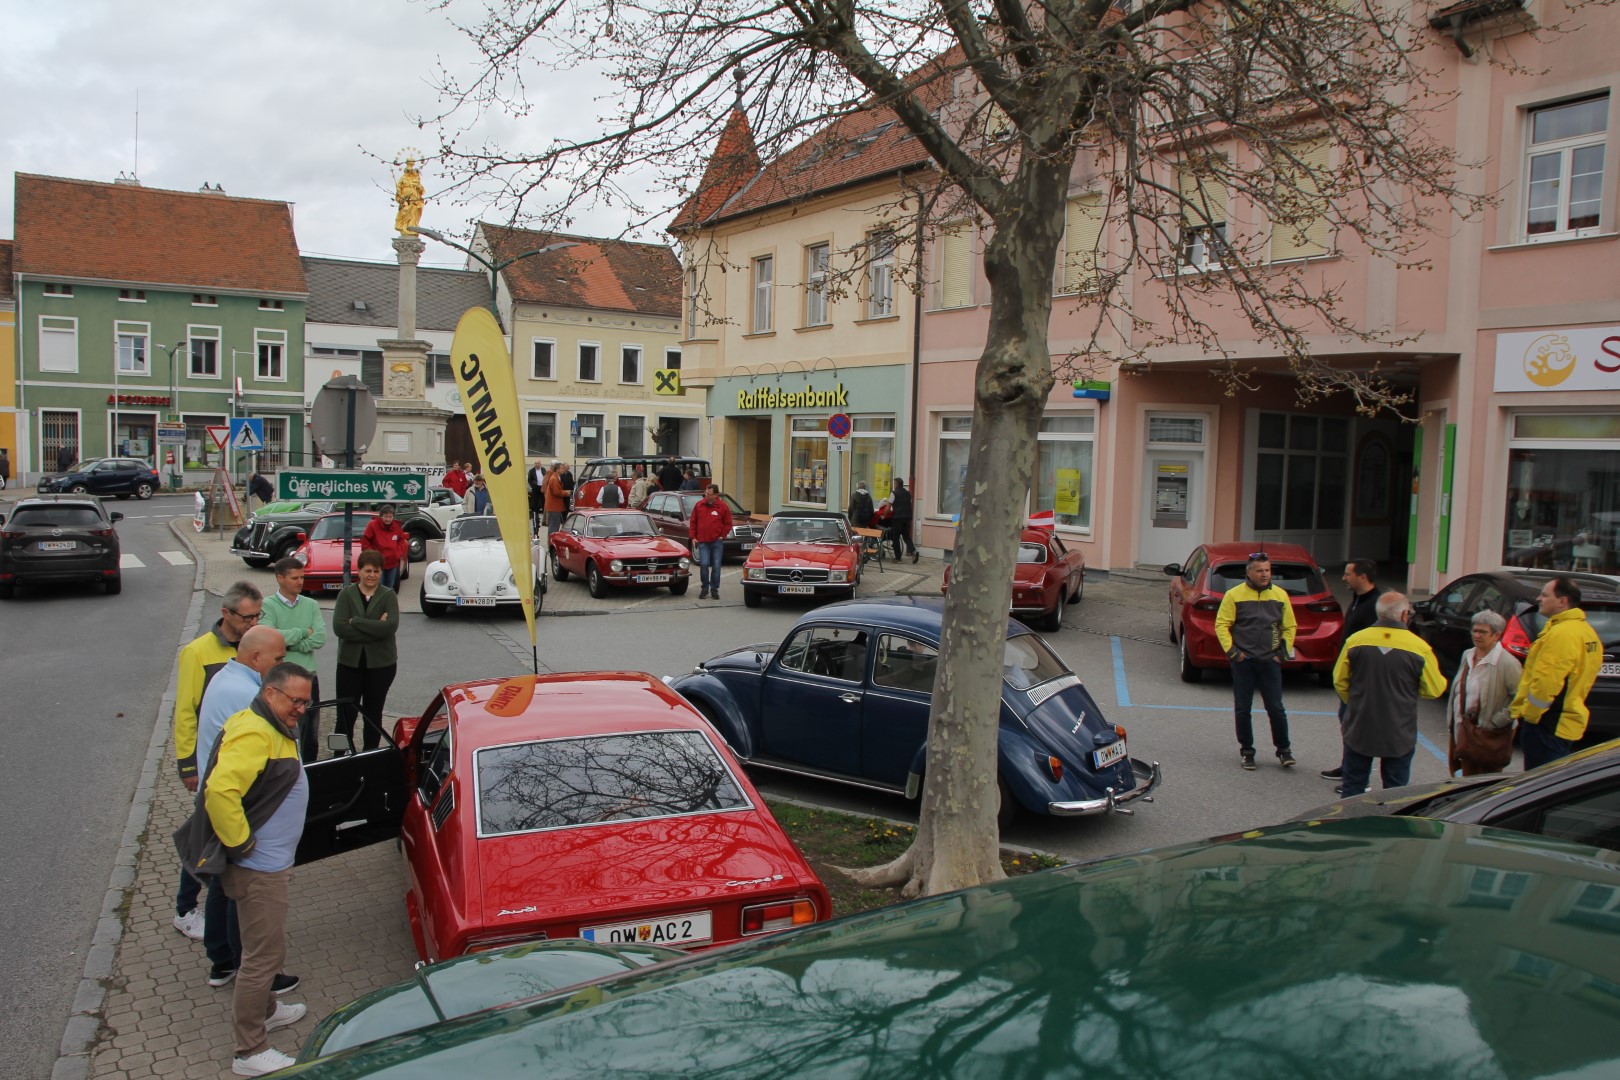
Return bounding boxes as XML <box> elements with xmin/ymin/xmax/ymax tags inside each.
<box><xmin>0</xmin><ymin>495</ymin><xmax>196</xmax><ymax>1080</ymax></box>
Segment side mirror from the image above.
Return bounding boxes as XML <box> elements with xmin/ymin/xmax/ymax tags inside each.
<box><xmin>327</xmin><ymin>732</ymin><xmax>354</xmax><ymax>755</ymax></box>
<box><xmin>109</xmin><ymin>512</ymin><xmax>124</xmax><ymax>523</ymax></box>
<box><xmin>1162</xmin><ymin>563</ymin><xmax>1182</xmax><ymax>577</ymax></box>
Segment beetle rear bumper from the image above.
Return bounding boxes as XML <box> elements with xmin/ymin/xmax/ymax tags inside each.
<box><xmin>1046</xmin><ymin>758</ymin><xmax>1162</xmax><ymax>817</ymax></box>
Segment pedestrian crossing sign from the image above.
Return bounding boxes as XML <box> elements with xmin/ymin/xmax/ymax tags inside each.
<box><xmin>229</xmin><ymin>418</ymin><xmax>265</xmax><ymax>452</ymax></box>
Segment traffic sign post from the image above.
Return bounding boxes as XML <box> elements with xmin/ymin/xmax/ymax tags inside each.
<box><xmin>207</xmin><ymin>426</ymin><xmax>231</xmax><ymax>451</ymax></box>
<box><xmin>228</xmin><ymin>418</ymin><xmax>265</xmax><ymax>453</ymax></box>
<box><xmin>276</xmin><ymin>470</ymin><xmax>431</xmax><ymax>503</ymax></box>
<box><xmin>827</xmin><ymin>411</ymin><xmax>852</xmax><ymax>452</ymax></box>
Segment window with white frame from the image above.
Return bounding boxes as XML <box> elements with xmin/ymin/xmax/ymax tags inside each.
<box><xmin>184</xmin><ymin>414</ymin><xmax>227</xmax><ymax>467</ymax></box>
<box><xmin>1035</xmin><ymin>414</ymin><xmax>1096</xmax><ymax>529</ymax></box>
<box><xmin>849</xmin><ymin>416</ymin><xmax>896</xmax><ymax>498</ymax></box>
<box><xmin>116</xmin><ymin>322</ymin><xmax>149</xmax><ymax>375</ymax></box>
<box><xmin>620</xmin><ymin>345</ymin><xmax>642</xmax><ymax>384</ymax></box>
<box><xmin>936</xmin><ymin>416</ymin><xmax>974</xmax><ymax>518</ymax></box>
<box><xmin>43</xmin><ymin>283</ymin><xmax>73</xmax><ymax>298</ymax></box>
<box><xmin>576</xmin><ymin>412</ymin><xmax>605</xmax><ymax>457</ymax></box>
<box><xmin>618</xmin><ymin>415</ymin><xmax>646</xmax><ymax>457</ymax></box>
<box><xmin>118</xmin><ymin>289</ymin><xmax>146</xmax><ymax>303</ymax></box>
<box><xmin>1525</xmin><ymin>95</ymin><xmax>1608</xmax><ymax>241</ymax></box>
<box><xmin>1270</xmin><ymin>137</ymin><xmax>1332</xmax><ymax>261</ymax></box>
<box><xmin>255</xmin><ymin>329</ymin><xmax>287</xmax><ymax>380</ymax></box>
<box><xmin>805</xmin><ymin>243</ymin><xmax>830</xmax><ymax>326</ymax></box>
<box><xmin>664</xmin><ymin>347</ymin><xmax>682</xmax><ymax>371</ymax></box>
<box><xmin>532</xmin><ymin>339</ymin><xmax>555</xmax><ymax>380</ymax></box>
<box><xmin>752</xmin><ymin>255</ymin><xmax>775</xmax><ymax>333</ymax></box>
<box><xmin>1178</xmin><ymin>161</ymin><xmax>1229</xmax><ymax>270</ymax></box>
<box><xmin>787</xmin><ymin>417</ymin><xmax>828</xmax><ymax>505</ymax></box>
<box><xmin>867</xmin><ymin>231</ymin><xmax>895</xmax><ymax>318</ymax></box>
<box><xmin>41</xmin><ymin>410</ymin><xmax>79</xmax><ymax>465</ymax></box>
<box><xmin>939</xmin><ymin>223</ymin><xmax>973</xmax><ymax>308</ymax></box>
<box><xmin>527</xmin><ymin>412</ymin><xmax>557</xmax><ymax>457</ymax></box>
<box><xmin>39</xmin><ymin>316</ymin><xmax>78</xmax><ymax>373</ymax></box>
<box><xmin>189</xmin><ymin>327</ymin><xmax>221</xmax><ymax>378</ymax></box>
<box><xmin>578</xmin><ymin>343</ymin><xmax>600</xmax><ymax>382</ymax></box>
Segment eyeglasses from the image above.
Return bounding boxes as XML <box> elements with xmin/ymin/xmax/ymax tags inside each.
<box><xmin>230</xmin><ymin>608</ymin><xmax>262</xmax><ymax>621</ymax></box>
<box><xmin>1247</xmin><ymin>552</ymin><xmax>1269</xmax><ymax>561</ymax></box>
<box><xmin>267</xmin><ymin>686</ymin><xmax>311</xmax><ymax>710</ymax></box>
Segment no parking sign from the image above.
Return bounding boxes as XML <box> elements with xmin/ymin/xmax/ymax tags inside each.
<box><xmin>827</xmin><ymin>412</ymin><xmax>851</xmax><ymax>451</ymax></box>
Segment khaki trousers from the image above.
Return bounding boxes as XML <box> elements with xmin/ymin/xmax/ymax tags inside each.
<box><xmin>221</xmin><ymin>863</ymin><xmax>289</xmax><ymax>1056</ymax></box>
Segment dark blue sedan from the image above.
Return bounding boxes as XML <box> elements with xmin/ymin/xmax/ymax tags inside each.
<box><xmin>669</xmin><ymin>597</ymin><xmax>1160</xmax><ymax>825</ymax></box>
<box><xmin>38</xmin><ymin>456</ymin><xmax>162</xmax><ymax>500</ymax></box>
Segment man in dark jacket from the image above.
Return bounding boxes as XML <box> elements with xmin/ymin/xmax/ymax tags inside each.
<box><xmin>1332</xmin><ymin>593</ymin><xmax>1447</xmax><ymax>796</ymax></box>
<box><xmin>657</xmin><ymin>456</ymin><xmax>684</xmax><ymax>492</ymax></box>
<box><xmin>888</xmin><ymin>478</ymin><xmax>917</xmax><ymax>562</ymax></box>
<box><xmin>247</xmin><ymin>472</ymin><xmax>274</xmax><ymax>512</ymax></box>
<box><xmin>57</xmin><ymin>444</ymin><xmax>75</xmax><ymax>472</ymax></box>
<box><xmin>1322</xmin><ymin>558</ymin><xmax>1382</xmax><ymax>782</ymax></box>
<box><xmin>847</xmin><ymin>482</ymin><xmax>875</xmax><ymax>527</ymax></box>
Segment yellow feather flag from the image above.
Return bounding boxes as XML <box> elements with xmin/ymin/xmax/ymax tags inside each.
<box><xmin>449</xmin><ymin>307</ymin><xmax>537</xmax><ymax>653</ymax></box>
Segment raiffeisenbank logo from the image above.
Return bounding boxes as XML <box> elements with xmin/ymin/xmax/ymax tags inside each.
<box><xmin>1523</xmin><ymin>333</ymin><xmax>1578</xmax><ymax>387</ymax></box>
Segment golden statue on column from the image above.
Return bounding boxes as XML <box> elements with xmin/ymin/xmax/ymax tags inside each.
<box><xmin>394</xmin><ymin>158</ymin><xmax>425</xmax><ymax>235</ymax></box>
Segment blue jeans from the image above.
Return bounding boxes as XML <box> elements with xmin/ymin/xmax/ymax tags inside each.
<box><xmin>1520</xmin><ymin>718</ymin><xmax>1574</xmax><ymax>770</ymax></box>
<box><xmin>1231</xmin><ymin>657</ymin><xmax>1290</xmax><ymax>756</ymax></box>
<box><xmin>696</xmin><ymin>541</ymin><xmax>724</xmax><ymax>594</ymax></box>
<box><xmin>203</xmin><ymin>874</ymin><xmax>241</xmax><ymax>972</ymax></box>
<box><xmin>176</xmin><ymin>865</ymin><xmax>202</xmax><ymax>918</ymax></box>
<box><xmin>381</xmin><ymin>566</ymin><xmax>400</xmax><ymax>591</ymax></box>
<box><xmin>1339</xmin><ymin>744</ymin><xmax>1415</xmax><ymax>797</ymax></box>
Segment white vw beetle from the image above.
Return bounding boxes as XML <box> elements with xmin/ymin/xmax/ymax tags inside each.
<box><xmin>419</xmin><ymin>515</ymin><xmax>546</xmax><ymax>618</ymax></box>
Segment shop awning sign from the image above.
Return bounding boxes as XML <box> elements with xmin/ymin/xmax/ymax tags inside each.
<box><xmin>1495</xmin><ymin>327</ymin><xmax>1620</xmax><ymax>392</ymax></box>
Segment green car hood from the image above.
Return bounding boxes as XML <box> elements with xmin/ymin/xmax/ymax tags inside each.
<box><xmin>284</xmin><ymin>817</ymin><xmax>1620</xmax><ymax>1079</ymax></box>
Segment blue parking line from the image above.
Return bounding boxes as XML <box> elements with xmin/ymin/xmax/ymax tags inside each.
<box><xmin>1110</xmin><ymin>635</ymin><xmax>1132</xmax><ymax>707</ymax></box>
<box><xmin>1416</xmin><ymin>731</ymin><xmax>1446</xmax><ymax>764</ymax></box>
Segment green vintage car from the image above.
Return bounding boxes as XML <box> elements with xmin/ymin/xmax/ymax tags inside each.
<box><xmin>284</xmin><ymin>817</ymin><xmax>1620</xmax><ymax>1078</ymax></box>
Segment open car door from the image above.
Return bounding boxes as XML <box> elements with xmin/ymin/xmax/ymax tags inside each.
<box><xmin>296</xmin><ymin>708</ymin><xmax>406</xmax><ymax>865</ymax></box>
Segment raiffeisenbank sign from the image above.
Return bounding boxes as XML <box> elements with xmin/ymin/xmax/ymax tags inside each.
<box><xmin>737</xmin><ymin>383</ymin><xmax>850</xmax><ymax>410</ymax></box>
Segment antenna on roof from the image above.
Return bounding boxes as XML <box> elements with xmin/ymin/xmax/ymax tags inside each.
<box><xmin>133</xmin><ymin>88</ymin><xmax>140</xmax><ymax>181</ymax></box>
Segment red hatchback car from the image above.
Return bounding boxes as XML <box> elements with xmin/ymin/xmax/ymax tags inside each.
<box><xmin>1163</xmin><ymin>542</ymin><xmax>1343</xmax><ymax>684</ymax></box>
<box><xmin>941</xmin><ymin>527</ymin><xmax>1085</xmax><ymax>631</ymax></box>
<box><xmin>548</xmin><ymin>509</ymin><xmax>693</xmax><ymax>597</ymax></box>
<box><xmin>388</xmin><ymin>672</ymin><xmax>829</xmax><ymax>961</ymax></box>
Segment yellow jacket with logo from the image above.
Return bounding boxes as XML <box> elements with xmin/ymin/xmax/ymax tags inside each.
<box><xmin>1512</xmin><ymin>607</ymin><xmax>1603</xmax><ymax>741</ymax></box>
<box><xmin>1214</xmin><ymin>583</ymin><xmax>1297</xmax><ymax>661</ymax></box>
<box><xmin>174</xmin><ymin>622</ymin><xmax>237</xmax><ymax>781</ymax></box>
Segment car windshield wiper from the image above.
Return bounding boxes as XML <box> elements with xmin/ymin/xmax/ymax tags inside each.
<box><xmin>811</xmin><ymin>537</ymin><xmax>846</xmax><ymax>544</ymax></box>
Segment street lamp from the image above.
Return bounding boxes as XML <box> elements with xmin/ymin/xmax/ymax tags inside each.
<box><xmin>411</xmin><ymin>227</ymin><xmax>576</xmax><ymax>326</ymax></box>
<box><xmin>153</xmin><ymin>341</ymin><xmax>189</xmax><ymax>488</ymax></box>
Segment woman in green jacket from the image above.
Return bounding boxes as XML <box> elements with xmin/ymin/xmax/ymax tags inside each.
<box><xmin>332</xmin><ymin>549</ymin><xmax>399</xmax><ymax>752</ymax></box>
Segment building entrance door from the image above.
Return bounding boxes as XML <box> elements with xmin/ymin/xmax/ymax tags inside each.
<box><xmin>1141</xmin><ymin>450</ymin><xmax>1205</xmax><ymax>566</ymax></box>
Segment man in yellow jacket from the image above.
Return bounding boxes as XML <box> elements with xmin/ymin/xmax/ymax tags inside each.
<box><xmin>1333</xmin><ymin>592</ymin><xmax>1448</xmax><ymax>797</ymax></box>
<box><xmin>1513</xmin><ymin>577</ymin><xmax>1603</xmax><ymax>769</ymax></box>
<box><xmin>1214</xmin><ymin>553</ymin><xmax>1297</xmax><ymax>770</ymax></box>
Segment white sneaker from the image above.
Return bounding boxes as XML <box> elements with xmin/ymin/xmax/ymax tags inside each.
<box><xmin>264</xmin><ymin>1000</ymin><xmax>306</xmax><ymax>1032</ymax></box>
<box><xmin>232</xmin><ymin>1046</ymin><xmax>296</xmax><ymax>1076</ymax></box>
<box><xmin>171</xmin><ymin>908</ymin><xmax>205</xmax><ymax>941</ymax></box>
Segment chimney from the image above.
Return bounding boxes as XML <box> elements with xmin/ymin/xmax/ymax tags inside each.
<box><xmin>113</xmin><ymin>172</ymin><xmax>141</xmax><ymax>186</ymax></box>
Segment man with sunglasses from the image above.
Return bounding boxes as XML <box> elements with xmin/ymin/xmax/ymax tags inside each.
<box><xmin>171</xmin><ymin>582</ymin><xmax>263</xmax><ymax>942</ymax></box>
<box><xmin>1214</xmin><ymin>551</ymin><xmax>1298</xmax><ymax>770</ymax></box>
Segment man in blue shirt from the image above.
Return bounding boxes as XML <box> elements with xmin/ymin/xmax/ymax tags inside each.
<box><xmin>195</xmin><ymin>626</ymin><xmax>296</xmax><ymax>994</ymax></box>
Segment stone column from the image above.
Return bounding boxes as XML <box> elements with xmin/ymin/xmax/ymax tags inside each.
<box><xmin>392</xmin><ymin>235</ymin><xmax>425</xmax><ymax>342</ymax></box>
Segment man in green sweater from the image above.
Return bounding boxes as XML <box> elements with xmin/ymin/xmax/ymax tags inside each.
<box><xmin>258</xmin><ymin>558</ymin><xmax>328</xmax><ymax>763</ymax></box>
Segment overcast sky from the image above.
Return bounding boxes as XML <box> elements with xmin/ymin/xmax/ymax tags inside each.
<box><xmin>0</xmin><ymin>0</ymin><xmax>662</xmax><ymax>268</ymax></box>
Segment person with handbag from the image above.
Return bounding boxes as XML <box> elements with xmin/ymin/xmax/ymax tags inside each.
<box><xmin>1448</xmin><ymin>610</ymin><xmax>1524</xmax><ymax>776</ymax></box>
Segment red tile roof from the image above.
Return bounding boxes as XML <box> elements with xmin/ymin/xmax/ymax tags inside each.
<box><xmin>0</xmin><ymin>239</ymin><xmax>13</xmax><ymax>300</ymax></box>
<box><xmin>478</xmin><ymin>224</ymin><xmax>681</xmax><ymax>316</ymax></box>
<box><xmin>669</xmin><ymin>108</ymin><xmax>763</xmax><ymax>232</ymax></box>
<box><xmin>12</xmin><ymin>174</ymin><xmax>306</xmax><ymax>295</ymax></box>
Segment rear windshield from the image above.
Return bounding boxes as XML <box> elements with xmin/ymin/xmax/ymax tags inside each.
<box><xmin>1001</xmin><ymin>633</ymin><xmax>1071</xmax><ymax>691</ymax></box>
<box><xmin>1520</xmin><ymin>601</ymin><xmax>1620</xmax><ymax>646</ymax></box>
<box><xmin>1209</xmin><ymin>562</ymin><xmax>1324</xmax><ymax>597</ymax></box>
<box><xmin>10</xmin><ymin>507</ymin><xmax>105</xmax><ymax>527</ymax></box>
<box><xmin>475</xmin><ymin>730</ymin><xmax>749</xmax><ymax>836</ymax></box>
<box><xmin>1016</xmin><ymin>543</ymin><xmax>1047</xmax><ymax>565</ymax></box>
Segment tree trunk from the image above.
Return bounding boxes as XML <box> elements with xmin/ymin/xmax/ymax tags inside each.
<box><xmin>845</xmin><ymin>161</ymin><xmax>1066</xmax><ymax>897</ymax></box>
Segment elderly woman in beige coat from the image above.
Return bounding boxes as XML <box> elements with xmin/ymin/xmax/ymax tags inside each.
<box><xmin>1447</xmin><ymin>610</ymin><xmax>1524</xmax><ymax>776</ymax></box>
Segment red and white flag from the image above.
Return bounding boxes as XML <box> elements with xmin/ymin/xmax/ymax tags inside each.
<box><xmin>1027</xmin><ymin>509</ymin><xmax>1056</xmax><ymax>531</ymax></box>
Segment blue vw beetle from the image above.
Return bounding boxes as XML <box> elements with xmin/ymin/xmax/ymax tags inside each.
<box><xmin>668</xmin><ymin>597</ymin><xmax>1161</xmax><ymax>825</ymax></box>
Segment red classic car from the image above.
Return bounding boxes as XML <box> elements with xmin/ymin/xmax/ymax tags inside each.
<box><xmin>741</xmin><ymin>511</ymin><xmax>863</xmax><ymax>608</ymax></box>
<box><xmin>293</xmin><ymin>672</ymin><xmax>831</xmax><ymax>963</ymax></box>
<box><xmin>941</xmin><ymin>527</ymin><xmax>1085</xmax><ymax>631</ymax></box>
<box><xmin>569</xmin><ymin>456</ymin><xmax>714</xmax><ymax>509</ymax></box>
<box><xmin>294</xmin><ymin>511</ymin><xmax>388</xmax><ymax>593</ymax></box>
<box><xmin>1163</xmin><ymin>541</ymin><xmax>1344</xmax><ymax>684</ymax></box>
<box><xmin>548</xmin><ymin>509</ymin><xmax>692</xmax><ymax>597</ymax></box>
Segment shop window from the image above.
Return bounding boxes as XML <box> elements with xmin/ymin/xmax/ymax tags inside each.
<box><xmin>936</xmin><ymin>416</ymin><xmax>974</xmax><ymax>518</ymax></box>
<box><xmin>116</xmin><ymin>323</ymin><xmax>149</xmax><ymax>375</ymax></box>
<box><xmin>1525</xmin><ymin>95</ymin><xmax>1608</xmax><ymax>242</ymax></box>
<box><xmin>804</xmin><ymin>243</ymin><xmax>831</xmax><ymax>326</ymax></box>
<box><xmin>788</xmin><ymin>416</ymin><xmax>828</xmax><ymax>506</ymax></box>
<box><xmin>1036</xmin><ymin>414</ymin><xmax>1096</xmax><ymax>529</ymax></box>
<box><xmin>1062</xmin><ymin>193</ymin><xmax>1104</xmax><ymax>294</ymax></box>
<box><xmin>575</xmin><ymin>413</ymin><xmax>604</xmax><ymax>458</ymax></box>
<box><xmin>938</xmin><ymin>224</ymin><xmax>973</xmax><ymax>308</ymax></box>
<box><xmin>752</xmin><ymin>255</ymin><xmax>774</xmax><ymax>333</ymax></box>
<box><xmin>618</xmin><ymin>416</ymin><xmax>645</xmax><ymax>457</ymax></box>
<box><xmin>527</xmin><ymin>412</ymin><xmax>557</xmax><ymax>457</ymax></box>
<box><xmin>1253</xmin><ymin>413</ymin><xmax>1347</xmax><ymax>532</ymax></box>
<box><xmin>189</xmin><ymin>328</ymin><xmax>221</xmax><ymax>378</ymax></box>
<box><xmin>39</xmin><ymin>316</ymin><xmax>78</xmax><ymax>373</ymax></box>
<box><xmin>866</xmin><ymin>231</ymin><xmax>895</xmax><ymax>318</ymax></box>
<box><xmin>850</xmin><ymin>416</ymin><xmax>897</xmax><ymax>499</ymax></box>
<box><xmin>1504</xmin><ymin>443</ymin><xmax>1620</xmax><ymax>575</ymax></box>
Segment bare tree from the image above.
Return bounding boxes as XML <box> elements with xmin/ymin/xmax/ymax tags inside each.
<box><xmin>421</xmin><ymin>0</ymin><xmax>1594</xmax><ymax>896</ymax></box>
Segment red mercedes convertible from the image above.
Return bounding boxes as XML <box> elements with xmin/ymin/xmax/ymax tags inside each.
<box><xmin>294</xmin><ymin>672</ymin><xmax>831</xmax><ymax>963</ymax></box>
<box><xmin>741</xmin><ymin>511</ymin><xmax>863</xmax><ymax>608</ymax></box>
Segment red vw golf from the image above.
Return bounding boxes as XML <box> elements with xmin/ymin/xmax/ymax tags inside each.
<box><xmin>1163</xmin><ymin>542</ymin><xmax>1343</xmax><ymax>684</ymax></box>
<box><xmin>294</xmin><ymin>672</ymin><xmax>830</xmax><ymax>963</ymax></box>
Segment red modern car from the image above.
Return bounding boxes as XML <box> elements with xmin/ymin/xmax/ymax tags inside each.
<box><xmin>294</xmin><ymin>511</ymin><xmax>379</xmax><ymax>594</ymax></box>
<box><xmin>941</xmin><ymin>527</ymin><xmax>1085</xmax><ymax>632</ymax></box>
<box><xmin>1163</xmin><ymin>542</ymin><xmax>1343</xmax><ymax>684</ymax></box>
<box><xmin>741</xmin><ymin>511</ymin><xmax>863</xmax><ymax>607</ymax></box>
<box><xmin>548</xmin><ymin>509</ymin><xmax>692</xmax><ymax>597</ymax></box>
<box><xmin>380</xmin><ymin>672</ymin><xmax>830</xmax><ymax>962</ymax></box>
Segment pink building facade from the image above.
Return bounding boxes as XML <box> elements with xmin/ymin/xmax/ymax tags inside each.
<box><xmin>912</xmin><ymin>4</ymin><xmax>1620</xmax><ymax>594</ymax></box>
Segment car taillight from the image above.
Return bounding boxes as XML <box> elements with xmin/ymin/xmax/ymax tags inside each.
<box><xmin>741</xmin><ymin>898</ymin><xmax>818</xmax><ymax>935</ymax></box>
<box><xmin>0</xmin><ymin>531</ymin><xmax>22</xmax><ymax>541</ymax></box>
<box><xmin>1041</xmin><ymin>754</ymin><xmax>1064</xmax><ymax>782</ymax></box>
<box><xmin>1193</xmin><ymin>598</ymin><xmax>1221</xmax><ymax>612</ymax></box>
<box><xmin>90</xmin><ymin>528</ymin><xmax>115</xmax><ymax>538</ymax></box>
<box><xmin>1305</xmin><ymin>599</ymin><xmax>1341</xmax><ymax>613</ymax></box>
<box><xmin>1501</xmin><ymin>616</ymin><xmax>1533</xmax><ymax>659</ymax></box>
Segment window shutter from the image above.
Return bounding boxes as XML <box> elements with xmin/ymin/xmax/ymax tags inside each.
<box><xmin>1063</xmin><ymin>194</ymin><xmax>1105</xmax><ymax>293</ymax></box>
<box><xmin>1270</xmin><ymin>138</ymin><xmax>1331</xmax><ymax>262</ymax></box>
<box><xmin>1179</xmin><ymin>164</ymin><xmax>1228</xmax><ymax>228</ymax></box>
<box><xmin>940</xmin><ymin>224</ymin><xmax>973</xmax><ymax>308</ymax></box>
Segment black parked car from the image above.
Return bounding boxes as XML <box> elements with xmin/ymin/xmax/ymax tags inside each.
<box><xmin>1410</xmin><ymin>568</ymin><xmax>1620</xmax><ymax>745</ymax></box>
<box><xmin>1294</xmin><ymin>739</ymin><xmax>1620</xmax><ymax>853</ymax></box>
<box><xmin>642</xmin><ymin>489</ymin><xmax>760</xmax><ymax>558</ymax></box>
<box><xmin>37</xmin><ymin>457</ymin><xmax>161</xmax><ymax>500</ymax></box>
<box><xmin>0</xmin><ymin>495</ymin><xmax>124</xmax><ymax>597</ymax></box>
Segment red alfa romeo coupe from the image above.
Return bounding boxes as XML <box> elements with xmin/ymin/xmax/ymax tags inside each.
<box><xmin>294</xmin><ymin>671</ymin><xmax>831</xmax><ymax>963</ymax></box>
<box><xmin>942</xmin><ymin>527</ymin><xmax>1085</xmax><ymax>631</ymax></box>
<box><xmin>547</xmin><ymin>509</ymin><xmax>693</xmax><ymax>597</ymax></box>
